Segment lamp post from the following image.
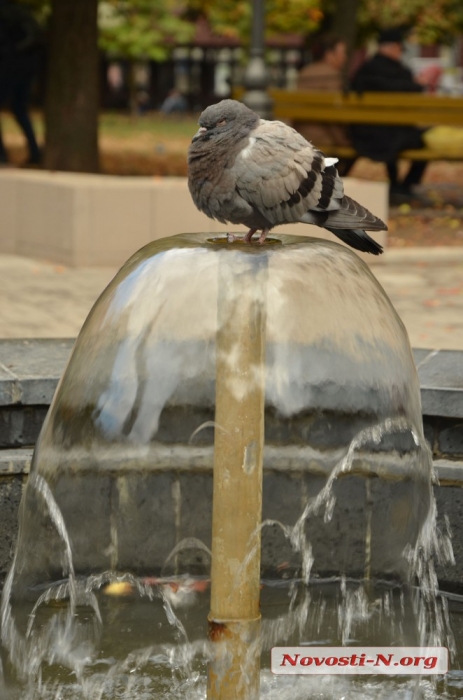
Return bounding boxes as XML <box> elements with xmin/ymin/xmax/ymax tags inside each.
<box><xmin>242</xmin><ymin>0</ymin><xmax>273</xmax><ymax>119</ymax></box>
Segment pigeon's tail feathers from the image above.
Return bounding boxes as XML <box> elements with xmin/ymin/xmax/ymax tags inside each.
<box><xmin>325</xmin><ymin>227</ymin><xmax>384</xmax><ymax>255</ymax></box>
<box><xmin>310</xmin><ymin>195</ymin><xmax>387</xmax><ymax>232</ymax></box>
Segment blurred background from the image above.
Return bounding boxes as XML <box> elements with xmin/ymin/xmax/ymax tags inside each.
<box><xmin>1</xmin><ymin>0</ymin><xmax>463</xmax><ymax>248</ymax></box>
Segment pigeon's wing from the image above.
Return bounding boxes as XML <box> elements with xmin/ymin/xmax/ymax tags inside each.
<box><xmin>231</xmin><ymin>119</ymin><xmax>344</xmax><ymax>226</ymax></box>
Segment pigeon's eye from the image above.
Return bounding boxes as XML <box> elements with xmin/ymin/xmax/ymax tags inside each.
<box><xmin>216</xmin><ymin>119</ymin><xmax>227</xmax><ymax>127</ymax></box>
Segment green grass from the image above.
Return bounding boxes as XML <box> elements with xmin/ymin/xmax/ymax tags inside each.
<box><xmin>1</xmin><ymin>111</ymin><xmax>45</xmax><ymax>138</ymax></box>
<box><xmin>100</xmin><ymin>112</ymin><xmax>198</xmax><ymax>140</ymax></box>
<box><xmin>1</xmin><ymin>110</ymin><xmax>199</xmax><ymax>142</ymax></box>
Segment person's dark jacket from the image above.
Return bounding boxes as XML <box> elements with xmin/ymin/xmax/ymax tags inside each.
<box><xmin>0</xmin><ymin>0</ymin><xmax>42</xmax><ymax>90</ymax></box>
<box><xmin>350</xmin><ymin>53</ymin><xmax>425</xmax><ymax>162</ymax></box>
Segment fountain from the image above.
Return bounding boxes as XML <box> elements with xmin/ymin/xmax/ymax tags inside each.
<box><xmin>0</xmin><ymin>232</ymin><xmax>457</xmax><ymax>699</ymax></box>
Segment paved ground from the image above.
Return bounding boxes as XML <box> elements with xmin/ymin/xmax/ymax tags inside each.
<box><xmin>0</xmin><ymin>246</ymin><xmax>462</xmax><ymax>350</ymax></box>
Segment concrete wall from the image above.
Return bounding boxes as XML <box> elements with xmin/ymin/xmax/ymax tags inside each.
<box><xmin>0</xmin><ymin>171</ymin><xmax>388</xmax><ymax>267</ymax></box>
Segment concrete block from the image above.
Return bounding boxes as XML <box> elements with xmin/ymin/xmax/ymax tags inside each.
<box><xmin>82</xmin><ymin>179</ymin><xmax>154</xmax><ymax>267</ymax></box>
<box><xmin>150</xmin><ymin>177</ymin><xmax>212</xmax><ymax>240</ymax></box>
<box><xmin>0</xmin><ymin>406</ymin><xmax>48</xmax><ymax>448</ymax></box>
<box><xmin>16</xmin><ymin>177</ymin><xmax>74</xmax><ymax>264</ymax></box>
<box><xmin>302</xmin><ymin>473</ymin><xmax>368</xmax><ymax>577</ymax></box>
<box><xmin>422</xmin><ymin>418</ymin><xmax>436</xmax><ymax>453</ymax></box>
<box><xmin>157</xmin><ymin>405</ymin><xmax>214</xmax><ymax>445</ymax></box>
<box><xmin>176</xmin><ymin>473</ymin><xmax>213</xmax><ymax>574</ymax></box>
<box><xmin>434</xmin><ymin>483</ymin><xmax>463</xmax><ymax>587</ymax></box>
<box><xmin>418</xmin><ymin>350</ymin><xmax>463</xmax><ymax>418</ymax></box>
<box><xmin>0</xmin><ymin>447</ymin><xmax>32</xmax><ymax>475</ymax></box>
<box><xmin>0</xmin><ymin>339</ymin><xmax>75</xmax><ymax>405</ymax></box>
<box><xmin>369</xmin><ymin>477</ymin><xmax>431</xmax><ymax>575</ymax></box>
<box><xmin>0</xmin><ymin>476</ymin><xmax>24</xmax><ymax>577</ymax></box>
<box><xmin>0</xmin><ymin>171</ymin><xmax>388</xmax><ymax>267</ymax></box>
<box><xmin>52</xmin><ymin>471</ymin><xmax>113</xmax><ymax>575</ymax></box>
<box><xmin>114</xmin><ymin>472</ymin><xmax>177</xmax><ymax>574</ymax></box>
<box><xmin>262</xmin><ymin>470</ymin><xmax>307</xmax><ymax>574</ymax></box>
<box><xmin>437</xmin><ymin>420</ymin><xmax>463</xmax><ymax>458</ymax></box>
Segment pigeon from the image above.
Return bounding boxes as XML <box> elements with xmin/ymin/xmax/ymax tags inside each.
<box><xmin>187</xmin><ymin>99</ymin><xmax>386</xmax><ymax>254</ymax></box>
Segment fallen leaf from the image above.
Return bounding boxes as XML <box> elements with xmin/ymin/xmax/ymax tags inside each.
<box><xmin>103</xmin><ymin>582</ymin><xmax>133</xmax><ymax>596</ymax></box>
<box><xmin>437</xmin><ymin>287</ymin><xmax>463</xmax><ymax>295</ymax></box>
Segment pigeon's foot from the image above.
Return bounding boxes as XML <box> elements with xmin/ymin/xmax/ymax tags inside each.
<box><xmin>243</xmin><ymin>228</ymin><xmax>257</xmax><ymax>243</ymax></box>
<box><xmin>258</xmin><ymin>229</ymin><xmax>270</xmax><ymax>244</ymax></box>
<box><xmin>243</xmin><ymin>228</ymin><xmax>269</xmax><ymax>244</ymax></box>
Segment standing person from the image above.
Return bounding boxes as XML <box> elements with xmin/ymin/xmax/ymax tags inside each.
<box><xmin>295</xmin><ymin>35</ymin><xmax>355</xmax><ymax>176</ymax></box>
<box><xmin>350</xmin><ymin>27</ymin><xmax>437</xmax><ymax>204</ymax></box>
<box><xmin>0</xmin><ymin>0</ymin><xmax>42</xmax><ymax>166</ymax></box>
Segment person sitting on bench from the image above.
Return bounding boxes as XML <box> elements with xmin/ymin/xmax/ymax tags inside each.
<box><xmin>295</xmin><ymin>35</ymin><xmax>355</xmax><ymax>176</ymax></box>
<box><xmin>350</xmin><ymin>26</ymin><xmax>439</xmax><ymax>204</ymax></box>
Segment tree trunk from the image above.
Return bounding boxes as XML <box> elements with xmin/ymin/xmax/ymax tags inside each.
<box><xmin>44</xmin><ymin>0</ymin><xmax>99</xmax><ymax>172</ymax></box>
<box><xmin>331</xmin><ymin>0</ymin><xmax>360</xmax><ymax>91</ymax></box>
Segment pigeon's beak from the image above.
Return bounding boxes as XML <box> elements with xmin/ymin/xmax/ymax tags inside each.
<box><xmin>192</xmin><ymin>126</ymin><xmax>207</xmax><ymax>142</ymax></box>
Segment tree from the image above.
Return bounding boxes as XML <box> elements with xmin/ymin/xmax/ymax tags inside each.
<box><xmin>285</xmin><ymin>0</ymin><xmax>463</xmax><ymax>48</ymax></box>
<box><xmin>187</xmin><ymin>0</ymin><xmax>323</xmax><ymax>43</ymax></box>
<box><xmin>357</xmin><ymin>0</ymin><xmax>463</xmax><ymax>45</ymax></box>
<box><xmin>44</xmin><ymin>0</ymin><xmax>99</xmax><ymax>172</ymax></box>
<box><xmin>99</xmin><ymin>0</ymin><xmax>195</xmax><ymax>113</ymax></box>
<box><xmin>100</xmin><ymin>0</ymin><xmax>195</xmax><ymax>60</ymax></box>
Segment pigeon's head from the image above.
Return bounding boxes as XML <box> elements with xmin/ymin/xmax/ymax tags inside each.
<box><xmin>192</xmin><ymin>99</ymin><xmax>259</xmax><ymax>143</ymax></box>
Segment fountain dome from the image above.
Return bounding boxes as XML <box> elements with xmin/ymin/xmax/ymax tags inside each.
<box><xmin>2</xmin><ymin>232</ymin><xmax>438</xmax><ymax>700</ymax></box>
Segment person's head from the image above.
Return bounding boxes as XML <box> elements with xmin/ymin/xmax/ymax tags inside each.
<box><xmin>312</xmin><ymin>35</ymin><xmax>347</xmax><ymax>71</ymax></box>
<box><xmin>377</xmin><ymin>27</ymin><xmax>408</xmax><ymax>61</ymax></box>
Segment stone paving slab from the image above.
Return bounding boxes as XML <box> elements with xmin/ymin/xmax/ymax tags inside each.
<box><xmin>374</xmin><ymin>247</ymin><xmax>463</xmax><ymax>351</ymax></box>
<box><xmin>0</xmin><ymin>246</ymin><xmax>462</xmax><ymax>347</ymax></box>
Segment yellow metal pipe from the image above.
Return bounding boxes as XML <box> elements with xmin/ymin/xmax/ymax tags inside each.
<box><xmin>208</xmin><ymin>249</ymin><xmax>267</xmax><ymax>700</ymax></box>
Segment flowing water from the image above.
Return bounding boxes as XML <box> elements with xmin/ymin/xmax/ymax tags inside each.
<box><xmin>0</xmin><ymin>234</ymin><xmax>460</xmax><ymax>698</ymax></box>
<box><xmin>1</xmin><ymin>419</ymin><xmax>457</xmax><ymax>699</ymax></box>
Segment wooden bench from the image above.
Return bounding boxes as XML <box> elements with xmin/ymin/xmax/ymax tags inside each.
<box><xmin>234</xmin><ymin>89</ymin><xmax>463</xmax><ymax>161</ymax></box>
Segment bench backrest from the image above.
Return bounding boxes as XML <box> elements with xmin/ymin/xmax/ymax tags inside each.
<box><xmin>234</xmin><ymin>88</ymin><xmax>463</xmax><ymax>127</ymax></box>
